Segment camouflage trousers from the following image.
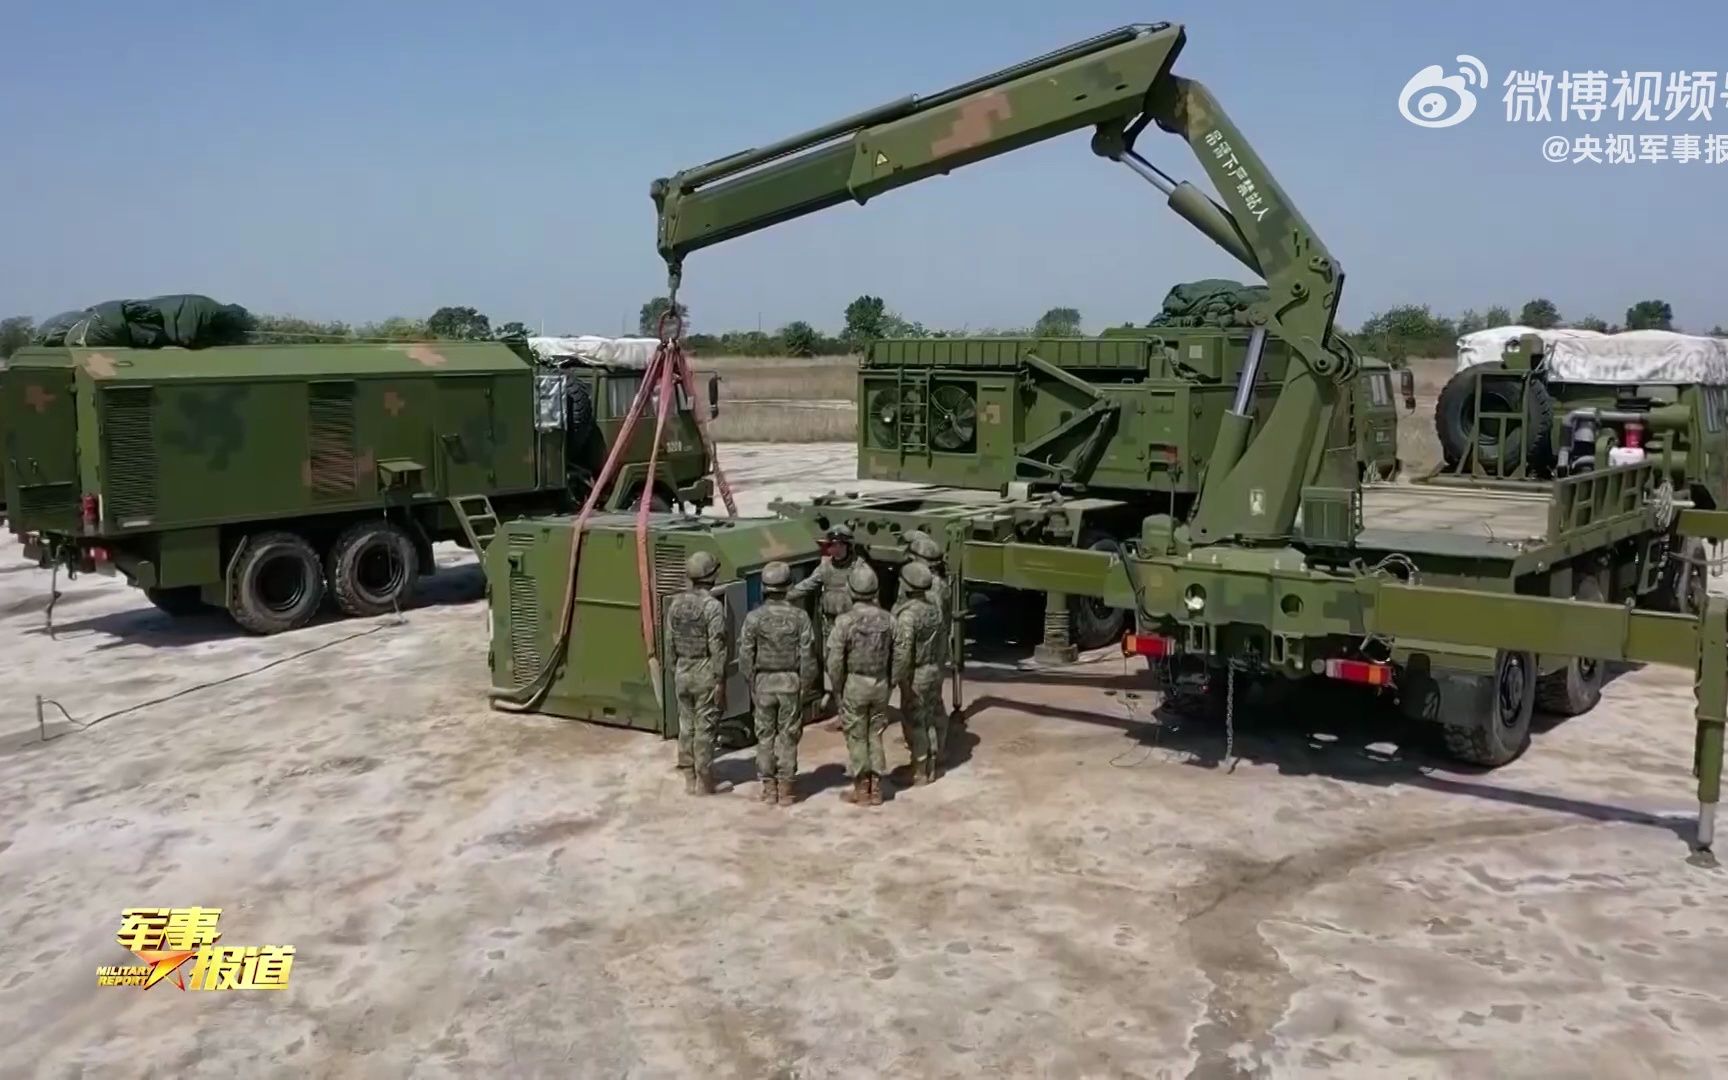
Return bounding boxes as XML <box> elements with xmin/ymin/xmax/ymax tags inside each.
<box><xmin>751</xmin><ymin>674</ymin><xmax>805</xmax><ymax>782</ymax></box>
<box><xmin>674</xmin><ymin>660</ymin><xmax>719</xmax><ymax>777</ymax></box>
<box><xmin>899</xmin><ymin>669</ymin><xmax>947</xmax><ymax>767</ymax></box>
<box><xmin>839</xmin><ymin>675</ymin><xmax>891</xmax><ymax>777</ymax></box>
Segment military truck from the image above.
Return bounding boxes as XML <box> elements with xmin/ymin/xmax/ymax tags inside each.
<box><xmin>1</xmin><ymin>339</ymin><xmax>719</xmax><ymax>633</ymax></box>
<box><xmin>597</xmin><ymin>21</ymin><xmax>1726</xmax><ymax>846</ymax></box>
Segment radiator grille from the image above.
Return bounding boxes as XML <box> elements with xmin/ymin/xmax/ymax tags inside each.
<box><xmin>17</xmin><ymin>482</ymin><xmax>78</xmax><ymax>518</ymax></box>
<box><xmin>507</xmin><ymin>569</ymin><xmax>542</xmax><ymax>688</ymax></box>
<box><xmin>653</xmin><ymin>541</ymin><xmax>686</xmax><ymax>599</ymax></box>
<box><xmin>308</xmin><ymin>382</ymin><xmax>358</xmax><ymax>498</ymax></box>
<box><xmin>102</xmin><ymin>388</ymin><xmax>157</xmax><ymax>524</ymax></box>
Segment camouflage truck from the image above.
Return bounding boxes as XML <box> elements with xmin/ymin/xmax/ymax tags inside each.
<box><xmin>1</xmin><ymin>340</ymin><xmax>718</xmax><ymax>633</ymax></box>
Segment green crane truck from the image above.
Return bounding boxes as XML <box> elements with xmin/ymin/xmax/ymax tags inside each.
<box><xmin>1</xmin><ymin>339</ymin><xmax>719</xmax><ymax>633</ymax></box>
<box><xmin>492</xmin><ymin>22</ymin><xmax>1728</xmax><ymax>848</ymax></box>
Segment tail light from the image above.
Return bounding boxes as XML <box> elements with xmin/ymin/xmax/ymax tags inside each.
<box><xmin>1123</xmin><ymin>632</ymin><xmax>1175</xmax><ymax>658</ymax></box>
<box><xmin>80</xmin><ymin>493</ymin><xmax>99</xmax><ymax>529</ymax></box>
<box><xmin>1623</xmin><ymin>421</ymin><xmax>1645</xmax><ymax>449</ymax></box>
<box><xmin>1324</xmin><ymin>658</ymin><xmax>1393</xmax><ymax>687</ymax></box>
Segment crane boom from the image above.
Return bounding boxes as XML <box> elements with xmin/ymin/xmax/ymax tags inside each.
<box><xmin>650</xmin><ymin>22</ymin><xmax>1355</xmax><ymax>545</ymax></box>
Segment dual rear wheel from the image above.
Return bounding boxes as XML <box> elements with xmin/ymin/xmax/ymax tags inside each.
<box><xmin>225</xmin><ymin>522</ymin><xmax>419</xmax><ymax>635</ymax></box>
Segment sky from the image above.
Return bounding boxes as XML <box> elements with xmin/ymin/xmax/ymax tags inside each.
<box><xmin>3</xmin><ymin>0</ymin><xmax>1725</xmax><ymax>336</ymax></box>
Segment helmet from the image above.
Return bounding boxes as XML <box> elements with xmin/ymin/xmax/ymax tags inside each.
<box><xmin>827</xmin><ymin>523</ymin><xmax>854</xmax><ymax>542</ymax></box>
<box><xmin>760</xmin><ymin>561</ymin><xmax>791</xmax><ymax>591</ymax></box>
<box><xmin>902</xmin><ymin>528</ymin><xmax>931</xmax><ymax>551</ymax></box>
<box><xmin>900</xmin><ymin>560</ymin><xmax>933</xmax><ymax>593</ymax></box>
<box><xmin>846</xmin><ymin>563</ymin><xmax>879</xmax><ymax>599</ymax></box>
<box><xmin>685</xmin><ymin>550</ymin><xmax>719</xmax><ymax>584</ymax></box>
<box><xmin>909</xmin><ymin>535</ymin><xmax>942</xmax><ymax>563</ymax></box>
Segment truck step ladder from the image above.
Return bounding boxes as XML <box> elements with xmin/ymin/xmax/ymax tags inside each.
<box><xmin>896</xmin><ymin>366</ymin><xmax>931</xmax><ymax>462</ymax></box>
<box><xmin>449</xmin><ymin>494</ymin><xmax>500</xmax><ymax>555</ymax></box>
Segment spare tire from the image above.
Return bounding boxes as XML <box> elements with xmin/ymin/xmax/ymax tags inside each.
<box><xmin>1435</xmin><ymin>368</ymin><xmax>1554</xmax><ymax>474</ymax></box>
<box><xmin>566</xmin><ymin>380</ymin><xmax>595</xmax><ymax>440</ymax></box>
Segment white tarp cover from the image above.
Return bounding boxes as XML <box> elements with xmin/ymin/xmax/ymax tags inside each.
<box><xmin>1455</xmin><ymin>326</ymin><xmax>1728</xmax><ymax>385</ymax></box>
<box><xmin>526</xmin><ymin>335</ymin><xmax>660</xmax><ymax>369</ymax></box>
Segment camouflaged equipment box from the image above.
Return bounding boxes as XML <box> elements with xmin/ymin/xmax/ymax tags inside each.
<box><xmin>858</xmin><ymin>332</ymin><xmax>1411</xmax><ymax>500</ymax></box>
<box><xmin>486</xmin><ymin>512</ymin><xmax>822</xmax><ymax>735</ymax></box>
<box><xmin>0</xmin><ymin>341</ymin><xmax>716</xmax><ymax>633</ymax></box>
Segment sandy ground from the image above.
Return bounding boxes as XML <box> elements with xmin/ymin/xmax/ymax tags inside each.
<box><xmin>1</xmin><ymin>442</ymin><xmax>1725</xmax><ymax>1079</ymax></box>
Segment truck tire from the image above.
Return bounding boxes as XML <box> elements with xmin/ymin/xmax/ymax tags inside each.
<box><xmin>145</xmin><ymin>586</ymin><xmax>206</xmax><ymax>617</ymax></box>
<box><xmin>1535</xmin><ymin>576</ymin><xmax>1606</xmax><ymax>716</ymax></box>
<box><xmin>1434</xmin><ymin>369</ymin><xmax>1554</xmax><ymax>473</ymax></box>
<box><xmin>327</xmin><ymin>520</ymin><xmax>419</xmax><ymax>617</ymax></box>
<box><xmin>1437</xmin><ymin>649</ymin><xmax>1537</xmax><ymax>767</ymax></box>
<box><xmin>227</xmin><ymin>531</ymin><xmax>326</xmax><ymax>635</ymax></box>
<box><xmin>1068</xmin><ymin>529</ymin><xmax>1128</xmax><ymax>650</ymax></box>
<box><xmin>567</xmin><ymin>381</ymin><xmax>595</xmax><ymax>440</ymax></box>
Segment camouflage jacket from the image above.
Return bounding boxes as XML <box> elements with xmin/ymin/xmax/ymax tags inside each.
<box><xmin>892</xmin><ymin>596</ymin><xmax>946</xmax><ymax>686</ymax></box>
<box><xmin>825</xmin><ymin>601</ymin><xmax>895</xmax><ymax>687</ymax></box>
<box><xmin>788</xmin><ymin>555</ymin><xmax>858</xmax><ymax>619</ymax></box>
<box><xmin>665</xmin><ymin>587</ymin><xmax>726</xmax><ymax>672</ymax></box>
<box><xmin>892</xmin><ymin>573</ymin><xmax>949</xmax><ymax>623</ymax></box>
<box><xmin>739</xmin><ymin>597</ymin><xmax>817</xmax><ymax>694</ymax></box>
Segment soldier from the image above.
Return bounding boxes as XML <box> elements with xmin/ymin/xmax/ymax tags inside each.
<box><xmin>666</xmin><ymin>551</ymin><xmax>728</xmax><ymax>795</ymax></box>
<box><xmin>894</xmin><ymin>532</ymin><xmax>953</xmax><ymax>757</ymax></box>
<box><xmin>825</xmin><ymin>563</ymin><xmax>895</xmax><ymax>807</ymax></box>
<box><xmin>789</xmin><ymin>523</ymin><xmax>861</xmax><ymax>716</ymax></box>
<box><xmin>898</xmin><ymin>533</ymin><xmax>950</xmax><ymax>625</ymax></box>
<box><xmin>738</xmin><ymin>560</ymin><xmax>817</xmax><ymax>807</ymax></box>
<box><xmin>893</xmin><ymin>560</ymin><xmax>948</xmax><ymax>785</ymax></box>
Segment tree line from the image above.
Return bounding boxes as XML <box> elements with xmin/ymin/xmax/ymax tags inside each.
<box><xmin>3</xmin><ymin>294</ymin><xmax>1722</xmax><ymax>364</ymax></box>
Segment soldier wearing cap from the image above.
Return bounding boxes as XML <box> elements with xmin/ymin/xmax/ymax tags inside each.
<box><xmin>666</xmin><ymin>550</ymin><xmax>728</xmax><ymax>795</ymax></box>
<box><xmin>893</xmin><ymin>559</ymin><xmax>948</xmax><ymax>785</ymax></box>
<box><xmin>789</xmin><ymin>522</ymin><xmax>863</xmax><ymax>714</ymax></box>
<box><xmin>738</xmin><ymin>560</ymin><xmax>817</xmax><ymax>806</ymax></box>
<box><xmin>825</xmin><ymin>562</ymin><xmax>896</xmax><ymax>807</ymax></box>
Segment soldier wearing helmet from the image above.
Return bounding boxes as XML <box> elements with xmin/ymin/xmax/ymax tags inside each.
<box><xmin>893</xmin><ymin>533</ymin><xmax>953</xmax><ymax>765</ymax></box>
<box><xmin>665</xmin><ymin>550</ymin><xmax>728</xmax><ymax>795</ymax></box>
<box><xmin>893</xmin><ymin>560</ymin><xmax>948</xmax><ymax>785</ymax></box>
<box><xmin>825</xmin><ymin>561</ymin><xmax>896</xmax><ymax>807</ymax></box>
<box><xmin>738</xmin><ymin>560</ymin><xmax>817</xmax><ymax>806</ymax></box>
<box><xmin>789</xmin><ymin>522</ymin><xmax>867</xmax><ymax>718</ymax></box>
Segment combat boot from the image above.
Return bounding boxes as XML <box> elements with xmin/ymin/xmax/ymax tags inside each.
<box><xmin>777</xmin><ymin>777</ymin><xmax>797</xmax><ymax>806</ymax></box>
<box><xmin>867</xmin><ymin>773</ymin><xmax>884</xmax><ymax>806</ymax></box>
<box><xmin>680</xmin><ymin>768</ymin><xmax>698</xmax><ymax>796</ymax></box>
<box><xmin>760</xmin><ymin>777</ymin><xmax>778</xmax><ymax>805</ymax></box>
<box><xmin>840</xmin><ymin>775</ymin><xmax>867</xmax><ymax>805</ymax></box>
<box><xmin>695</xmin><ymin>769</ymin><xmax>716</xmax><ymax>796</ymax></box>
<box><xmin>911</xmin><ymin>758</ymin><xmax>932</xmax><ymax>786</ymax></box>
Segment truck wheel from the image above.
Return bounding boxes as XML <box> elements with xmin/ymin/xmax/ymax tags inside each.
<box><xmin>228</xmin><ymin>531</ymin><xmax>325</xmax><ymax>634</ymax></box>
<box><xmin>1068</xmin><ymin>530</ymin><xmax>1128</xmax><ymax>650</ymax></box>
<box><xmin>1434</xmin><ymin>369</ymin><xmax>1554</xmax><ymax>473</ymax></box>
<box><xmin>1438</xmin><ymin>649</ymin><xmax>1537</xmax><ymax>767</ymax></box>
<box><xmin>327</xmin><ymin>520</ymin><xmax>419</xmax><ymax>617</ymax></box>
<box><xmin>1535</xmin><ymin>577</ymin><xmax>1606</xmax><ymax>716</ymax></box>
<box><xmin>145</xmin><ymin>586</ymin><xmax>206</xmax><ymax>617</ymax></box>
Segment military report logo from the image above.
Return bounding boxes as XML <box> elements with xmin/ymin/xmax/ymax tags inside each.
<box><xmin>96</xmin><ymin>907</ymin><xmax>295</xmax><ymax>991</ymax></box>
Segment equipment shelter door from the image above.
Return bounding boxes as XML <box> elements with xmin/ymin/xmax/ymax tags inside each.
<box><xmin>436</xmin><ymin>376</ymin><xmax>497</xmax><ymax>495</ymax></box>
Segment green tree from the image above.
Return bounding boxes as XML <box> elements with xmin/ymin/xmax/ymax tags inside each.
<box><xmin>494</xmin><ymin>320</ymin><xmax>529</xmax><ymax>339</ymax></box>
<box><xmin>1519</xmin><ymin>298</ymin><xmax>1561</xmax><ymax>328</ymax></box>
<box><xmin>841</xmin><ymin>294</ymin><xmax>887</xmax><ymax>346</ymax></box>
<box><xmin>427</xmin><ymin>305</ymin><xmax>492</xmax><ymax>340</ymax></box>
<box><xmin>1032</xmin><ymin>306</ymin><xmax>1083</xmax><ymax>336</ymax></box>
<box><xmin>1625</xmin><ymin>299</ymin><xmax>1675</xmax><ymax>331</ymax></box>
<box><xmin>1572</xmin><ymin>314</ymin><xmax>1611</xmax><ymax>332</ymax></box>
<box><xmin>1455</xmin><ymin>308</ymin><xmax>1488</xmax><ymax>335</ymax></box>
<box><xmin>879</xmin><ymin>311</ymin><xmax>929</xmax><ymax>338</ymax></box>
<box><xmin>358</xmin><ymin>316</ymin><xmax>430</xmax><ymax>340</ymax></box>
<box><xmin>638</xmin><ymin>296</ymin><xmax>688</xmax><ymax>336</ymax></box>
<box><xmin>1483</xmin><ymin>305</ymin><xmax>1513</xmax><ymax>327</ymax></box>
<box><xmin>248</xmin><ymin>314</ymin><xmax>353</xmax><ymax>344</ymax></box>
<box><xmin>1711</xmin><ymin>325</ymin><xmax>1727</xmax><ymax>337</ymax></box>
<box><xmin>0</xmin><ymin>315</ymin><xmax>35</xmax><ymax>359</ymax></box>
<box><xmin>780</xmin><ymin>320</ymin><xmax>820</xmax><ymax>357</ymax></box>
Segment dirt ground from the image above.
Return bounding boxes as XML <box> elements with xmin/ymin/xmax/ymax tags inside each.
<box><xmin>1</xmin><ymin>443</ymin><xmax>1725</xmax><ymax>1079</ymax></box>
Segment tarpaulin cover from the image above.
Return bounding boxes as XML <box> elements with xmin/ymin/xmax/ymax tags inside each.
<box><xmin>525</xmin><ymin>335</ymin><xmax>660</xmax><ymax>369</ymax></box>
<box><xmin>34</xmin><ymin>294</ymin><xmax>253</xmax><ymax>350</ymax></box>
<box><xmin>1457</xmin><ymin>326</ymin><xmax>1728</xmax><ymax>385</ymax></box>
<box><xmin>1147</xmin><ymin>279</ymin><xmax>1270</xmax><ymax>328</ymax></box>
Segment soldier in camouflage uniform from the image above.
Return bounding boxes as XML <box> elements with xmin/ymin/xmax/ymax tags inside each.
<box><xmin>666</xmin><ymin>551</ymin><xmax>728</xmax><ymax>795</ymax></box>
<box><xmin>789</xmin><ymin>523</ymin><xmax>861</xmax><ymax>718</ymax></box>
<box><xmin>895</xmin><ymin>532</ymin><xmax>953</xmax><ymax>760</ymax></box>
<box><xmin>825</xmin><ymin>563</ymin><xmax>895</xmax><ymax>807</ymax></box>
<box><xmin>738</xmin><ymin>561</ymin><xmax>816</xmax><ymax>807</ymax></box>
<box><xmin>893</xmin><ymin>560</ymin><xmax>948</xmax><ymax>785</ymax></box>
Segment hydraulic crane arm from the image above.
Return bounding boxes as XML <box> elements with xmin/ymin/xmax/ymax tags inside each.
<box><xmin>650</xmin><ymin>22</ymin><xmax>1352</xmax><ymax>544</ymax></box>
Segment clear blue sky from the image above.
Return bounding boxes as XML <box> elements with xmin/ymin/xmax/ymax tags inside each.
<box><xmin>3</xmin><ymin>0</ymin><xmax>1724</xmax><ymax>334</ymax></box>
